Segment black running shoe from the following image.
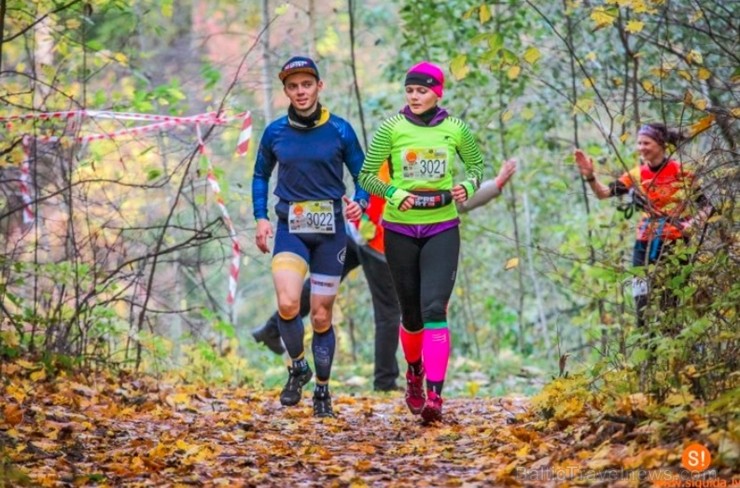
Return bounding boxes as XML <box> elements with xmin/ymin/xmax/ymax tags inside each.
<box><xmin>313</xmin><ymin>388</ymin><xmax>334</xmax><ymax>418</ymax></box>
<box><xmin>279</xmin><ymin>366</ymin><xmax>313</xmax><ymax>406</ymax></box>
<box><xmin>251</xmin><ymin>322</ymin><xmax>285</xmax><ymax>355</ymax></box>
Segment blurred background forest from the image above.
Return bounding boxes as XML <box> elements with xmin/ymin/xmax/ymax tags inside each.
<box><xmin>0</xmin><ymin>0</ymin><xmax>737</xmax><ymax>408</ymax></box>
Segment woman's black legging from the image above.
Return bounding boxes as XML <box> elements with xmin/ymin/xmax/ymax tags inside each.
<box><xmin>384</xmin><ymin>226</ymin><xmax>460</xmax><ymax>332</ymax></box>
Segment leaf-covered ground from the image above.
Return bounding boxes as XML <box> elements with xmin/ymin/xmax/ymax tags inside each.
<box><xmin>1</xmin><ymin>361</ymin><xmax>737</xmax><ymax>487</ymax></box>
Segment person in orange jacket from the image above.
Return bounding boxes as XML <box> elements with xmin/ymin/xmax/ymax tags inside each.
<box><xmin>575</xmin><ymin>123</ymin><xmax>713</xmax><ymax>328</ymax></box>
<box><xmin>252</xmin><ymin>160</ymin><xmax>516</xmax><ymax>391</ymax></box>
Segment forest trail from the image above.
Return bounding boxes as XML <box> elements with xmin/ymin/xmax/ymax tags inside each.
<box><xmin>3</xmin><ymin>363</ymin><xmax>735</xmax><ymax>487</ymax></box>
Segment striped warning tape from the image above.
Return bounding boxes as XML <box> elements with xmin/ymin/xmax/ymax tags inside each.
<box><xmin>6</xmin><ymin>109</ymin><xmax>252</xmax><ymax>306</ymax></box>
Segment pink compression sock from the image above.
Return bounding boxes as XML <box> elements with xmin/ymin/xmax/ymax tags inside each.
<box><xmin>422</xmin><ymin>326</ymin><xmax>451</xmax><ymax>382</ymax></box>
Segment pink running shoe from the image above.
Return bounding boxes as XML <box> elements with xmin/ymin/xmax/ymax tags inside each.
<box><xmin>421</xmin><ymin>391</ymin><xmax>443</xmax><ymax>423</ymax></box>
<box><xmin>405</xmin><ymin>366</ymin><xmax>426</xmax><ymax>414</ymax></box>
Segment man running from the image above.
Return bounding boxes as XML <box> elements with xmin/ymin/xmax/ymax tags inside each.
<box><xmin>251</xmin><ymin>56</ymin><xmax>368</xmax><ymax>417</ymax></box>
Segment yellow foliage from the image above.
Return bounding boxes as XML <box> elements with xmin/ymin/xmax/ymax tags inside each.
<box><xmin>316</xmin><ymin>26</ymin><xmax>340</xmax><ymax>56</ymax></box>
<box><xmin>507</xmin><ymin>65</ymin><xmax>521</xmax><ymax>80</ymax></box>
<box><xmin>450</xmin><ymin>54</ymin><xmax>470</xmax><ymax>81</ymax></box>
<box><xmin>523</xmin><ymin>47</ymin><xmax>541</xmax><ymax>65</ymax></box>
<box><xmin>631</xmin><ymin>0</ymin><xmax>657</xmax><ymax>13</ymax></box>
<box><xmin>697</xmin><ymin>67</ymin><xmax>711</xmax><ymax>80</ymax></box>
<box><xmin>479</xmin><ymin>4</ymin><xmax>492</xmax><ymax>23</ymax></box>
<box><xmin>505</xmin><ymin>257</ymin><xmax>519</xmax><ymax>270</ymax></box>
<box><xmin>688</xmin><ymin>115</ymin><xmax>715</xmax><ymax>136</ymax></box>
<box><xmin>531</xmin><ymin>375</ymin><xmax>594</xmax><ymax>424</ymax></box>
<box><xmin>693</xmin><ymin>99</ymin><xmax>708</xmax><ymax>110</ymax></box>
<box><xmin>678</xmin><ymin>69</ymin><xmax>693</xmax><ymax>81</ymax></box>
<box><xmin>686</xmin><ymin>49</ymin><xmax>703</xmax><ymax>65</ymax></box>
<box><xmin>590</xmin><ymin>7</ymin><xmax>617</xmax><ymax>28</ymax></box>
<box><xmin>573</xmin><ymin>98</ymin><xmax>595</xmax><ymax>114</ymax></box>
<box><xmin>625</xmin><ymin>20</ymin><xmax>644</xmax><ymax>33</ymax></box>
<box><xmin>113</xmin><ymin>52</ymin><xmax>129</xmax><ymax>66</ymax></box>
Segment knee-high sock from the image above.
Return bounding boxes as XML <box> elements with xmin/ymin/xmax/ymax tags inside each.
<box><xmin>278</xmin><ymin>314</ymin><xmax>305</xmax><ymax>361</ymax></box>
<box><xmin>400</xmin><ymin>325</ymin><xmax>423</xmax><ymax>366</ymax></box>
<box><xmin>312</xmin><ymin>325</ymin><xmax>336</xmax><ymax>383</ymax></box>
<box><xmin>423</xmin><ymin>324</ymin><xmax>450</xmax><ymax>394</ymax></box>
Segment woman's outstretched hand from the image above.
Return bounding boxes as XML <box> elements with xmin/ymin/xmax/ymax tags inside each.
<box><xmin>574</xmin><ymin>149</ymin><xmax>594</xmax><ymax>179</ymax></box>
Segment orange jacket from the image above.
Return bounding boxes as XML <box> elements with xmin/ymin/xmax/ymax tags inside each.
<box><xmin>355</xmin><ymin>162</ymin><xmax>389</xmax><ymax>255</ymax></box>
<box><xmin>618</xmin><ymin>159</ymin><xmax>695</xmax><ymax>241</ymax></box>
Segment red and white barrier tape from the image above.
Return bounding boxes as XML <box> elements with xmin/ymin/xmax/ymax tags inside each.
<box><xmin>235</xmin><ymin>112</ymin><xmax>252</xmax><ymax>156</ymax></box>
<box><xmin>6</xmin><ymin>109</ymin><xmax>252</xmax><ymax>307</ymax></box>
<box><xmin>20</xmin><ymin>135</ymin><xmax>34</xmax><ymax>224</ymax></box>
<box><xmin>2</xmin><ymin>110</ymin><xmax>252</xmax><ymax>144</ymax></box>
<box><xmin>197</xmin><ymin>123</ymin><xmax>241</xmax><ymax>305</ymax></box>
<box><xmin>0</xmin><ymin>109</ymin><xmax>235</xmax><ymax>124</ymax></box>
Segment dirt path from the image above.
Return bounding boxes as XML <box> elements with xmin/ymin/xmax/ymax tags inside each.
<box><xmin>2</xmin><ymin>369</ymin><xmax>736</xmax><ymax>487</ymax></box>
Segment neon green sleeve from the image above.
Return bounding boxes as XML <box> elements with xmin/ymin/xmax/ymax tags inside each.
<box><xmin>359</xmin><ymin>115</ymin><xmax>402</xmax><ymax>197</ymax></box>
<box><xmin>450</xmin><ymin>117</ymin><xmax>484</xmax><ymax>194</ymax></box>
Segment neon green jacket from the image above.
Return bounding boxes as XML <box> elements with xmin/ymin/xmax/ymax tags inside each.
<box><xmin>359</xmin><ymin>112</ymin><xmax>484</xmax><ymax>224</ymax></box>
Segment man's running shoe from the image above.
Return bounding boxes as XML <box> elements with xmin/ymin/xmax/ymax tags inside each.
<box><xmin>251</xmin><ymin>322</ymin><xmax>285</xmax><ymax>355</ymax></box>
<box><xmin>313</xmin><ymin>388</ymin><xmax>334</xmax><ymax>418</ymax></box>
<box><xmin>405</xmin><ymin>366</ymin><xmax>425</xmax><ymax>414</ymax></box>
<box><xmin>421</xmin><ymin>390</ymin><xmax>443</xmax><ymax>423</ymax></box>
<box><xmin>279</xmin><ymin>365</ymin><xmax>313</xmax><ymax>406</ymax></box>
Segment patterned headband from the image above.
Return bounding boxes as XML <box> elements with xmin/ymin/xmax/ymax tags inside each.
<box><xmin>638</xmin><ymin>125</ymin><xmax>666</xmax><ymax>147</ymax></box>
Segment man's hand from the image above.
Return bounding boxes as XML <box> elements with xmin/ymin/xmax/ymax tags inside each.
<box><xmin>255</xmin><ymin>219</ymin><xmax>273</xmax><ymax>254</ymax></box>
<box><xmin>451</xmin><ymin>184</ymin><xmax>468</xmax><ymax>203</ymax></box>
<box><xmin>342</xmin><ymin>196</ymin><xmax>362</xmax><ymax>222</ymax></box>
<box><xmin>574</xmin><ymin>149</ymin><xmax>594</xmax><ymax>179</ymax></box>
<box><xmin>494</xmin><ymin>159</ymin><xmax>517</xmax><ymax>190</ymax></box>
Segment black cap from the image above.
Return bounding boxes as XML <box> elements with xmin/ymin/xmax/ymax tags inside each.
<box><xmin>278</xmin><ymin>56</ymin><xmax>320</xmax><ymax>83</ymax></box>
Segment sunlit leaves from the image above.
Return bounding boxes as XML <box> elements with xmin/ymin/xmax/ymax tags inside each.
<box><xmin>678</xmin><ymin>69</ymin><xmax>693</xmax><ymax>81</ymax></box>
<box><xmin>573</xmin><ymin>97</ymin><xmax>595</xmax><ymax>115</ymax></box>
<box><xmin>463</xmin><ymin>4</ymin><xmax>493</xmax><ymax>23</ymax></box>
<box><xmin>316</xmin><ymin>26</ymin><xmax>340</xmax><ymax>56</ymax></box>
<box><xmin>590</xmin><ymin>7</ymin><xmax>617</xmax><ymax>28</ymax></box>
<box><xmin>505</xmin><ymin>257</ymin><xmax>519</xmax><ymax>270</ymax></box>
<box><xmin>113</xmin><ymin>52</ymin><xmax>128</xmax><ymax>66</ymax></box>
<box><xmin>686</xmin><ymin>49</ymin><xmax>703</xmax><ymax>65</ymax></box>
<box><xmin>697</xmin><ymin>67</ymin><xmax>711</xmax><ymax>80</ymax></box>
<box><xmin>688</xmin><ymin>115</ymin><xmax>715</xmax><ymax>136</ymax></box>
<box><xmin>692</xmin><ymin>98</ymin><xmax>708</xmax><ymax>110</ymax></box>
<box><xmin>625</xmin><ymin>20</ymin><xmax>644</xmax><ymax>33</ymax></box>
<box><xmin>479</xmin><ymin>4</ymin><xmax>492</xmax><ymax>23</ymax></box>
<box><xmin>450</xmin><ymin>54</ymin><xmax>470</xmax><ymax>81</ymax></box>
<box><xmin>523</xmin><ymin>47</ymin><xmax>541</xmax><ymax>65</ymax></box>
<box><xmin>161</xmin><ymin>0</ymin><xmax>173</xmax><ymax>18</ymax></box>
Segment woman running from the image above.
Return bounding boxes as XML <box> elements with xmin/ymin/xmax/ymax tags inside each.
<box><xmin>359</xmin><ymin>61</ymin><xmax>491</xmax><ymax>423</ymax></box>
